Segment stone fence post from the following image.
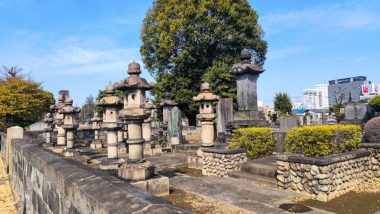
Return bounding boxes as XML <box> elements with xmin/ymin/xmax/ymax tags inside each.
<box><xmin>5</xmin><ymin>126</ymin><xmax>24</xmax><ymax>174</ymax></box>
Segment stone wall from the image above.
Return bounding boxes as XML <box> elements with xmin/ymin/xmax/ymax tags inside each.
<box><xmin>9</xmin><ymin>140</ymin><xmax>188</xmax><ymax>214</ymax></box>
<box><xmin>276</xmin><ymin>150</ymin><xmax>380</xmax><ymax>202</ymax></box>
<box><xmin>201</xmin><ymin>147</ymin><xmax>247</xmax><ymax>177</ymax></box>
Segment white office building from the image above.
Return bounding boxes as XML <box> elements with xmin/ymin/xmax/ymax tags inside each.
<box><xmin>303</xmin><ymin>84</ymin><xmax>329</xmax><ymax>110</ymax></box>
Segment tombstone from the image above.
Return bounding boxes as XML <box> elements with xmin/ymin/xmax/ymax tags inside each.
<box><xmin>279</xmin><ymin>116</ymin><xmax>298</xmax><ymax>132</ymax></box>
<box><xmin>306</xmin><ymin>115</ymin><xmax>311</xmax><ymax>126</ymax></box>
<box><xmin>342</xmin><ymin>102</ymin><xmax>372</xmax><ymax>124</ymax></box>
<box><xmin>167</xmin><ymin>106</ymin><xmax>182</xmax><ymax>145</ymax></box>
<box><xmin>299</xmin><ymin>115</ymin><xmax>304</xmax><ymax>126</ymax></box>
<box><xmin>90</xmin><ymin>112</ymin><xmax>102</xmax><ymax>149</ymax></box>
<box><xmin>216</xmin><ymin>98</ymin><xmax>233</xmax><ymax>136</ymax></box>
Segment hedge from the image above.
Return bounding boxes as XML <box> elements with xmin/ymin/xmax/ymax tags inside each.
<box><xmin>229</xmin><ymin>127</ymin><xmax>274</xmax><ymax>158</ymax></box>
<box><xmin>285</xmin><ymin>125</ymin><xmax>362</xmax><ymax>157</ymax></box>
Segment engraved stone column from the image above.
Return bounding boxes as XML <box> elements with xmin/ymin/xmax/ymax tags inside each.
<box><xmin>96</xmin><ymin>85</ymin><xmax>123</xmax><ymax>170</ymax></box>
<box><xmin>193</xmin><ymin>83</ymin><xmax>220</xmax><ymax>147</ymax></box>
<box><xmin>116</xmin><ymin>61</ymin><xmax>155</xmax><ymax>181</ymax></box>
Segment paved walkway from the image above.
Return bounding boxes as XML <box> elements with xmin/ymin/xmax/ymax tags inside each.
<box><xmin>0</xmin><ymin>155</ymin><xmax>17</xmax><ymax>214</ymax></box>
<box><xmin>170</xmin><ymin>174</ymin><xmax>332</xmax><ymax>214</ymax></box>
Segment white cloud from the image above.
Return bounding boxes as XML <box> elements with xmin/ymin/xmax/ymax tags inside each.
<box><xmin>267</xmin><ymin>46</ymin><xmax>307</xmax><ymax>60</ymax></box>
<box><xmin>261</xmin><ymin>3</ymin><xmax>380</xmax><ymax>34</ymax></box>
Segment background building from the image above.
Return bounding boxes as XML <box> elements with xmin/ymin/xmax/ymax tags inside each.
<box><xmin>303</xmin><ymin>84</ymin><xmax>329</xmax><ymax>110</ymax></box>
<box><xmin>328</xmin><ymin>76</ymin><xmax>367</xmax><ymax>106</ymax></box>
<box><xmin>303</xmin><ymin>89</ymin><xmax>317</xmax><ymax>109</ymax></box>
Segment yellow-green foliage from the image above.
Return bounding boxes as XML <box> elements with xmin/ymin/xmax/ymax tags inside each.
<box><xmin>285</xmin><ymin>125</ymin><xmax>362</xmax><ymax>157</ymax></box>
<box><xmin>229</xmin><ymin>127</ymin><xmax>274</xmax><ymax>158</ymax></box>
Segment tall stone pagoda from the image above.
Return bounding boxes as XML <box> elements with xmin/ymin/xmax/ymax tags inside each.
<box><xmin>115</xmin><ymin>61</ymin><xmax>155</xmax><ymax>181</ymax></box>
<box><xmin>50</xmin><ymin>90</ymin><xmax>70</xmax><ymax>146</ymax></box>
<box><xmin>60</xmin><ymin>98</ymin><xmax>81</xmax><ymax>157</ymax></box>
<box><xmin>43</xmin><ymin>113</ymin><xmax>54</xmax><ymax>148</ymax></box>
<box><xmin>96</xmin><ymin>84</ymin><xmax>123</xmax><ymax>169</ymax></box>
<box><xmin>90</xmin><ymin>112</ymin><xmax>102</xmax><ymax>149</ymax></box>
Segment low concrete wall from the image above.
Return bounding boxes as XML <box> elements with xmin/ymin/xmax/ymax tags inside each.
<box><xmin>10</xmin><ymin>140</ymin><xmax>188</xmax><ymax>214</ymax></box>
<box><xmin>276</xmin><ymin>150</ymin><xmax>380</xmax><ymax>202</ymax></box>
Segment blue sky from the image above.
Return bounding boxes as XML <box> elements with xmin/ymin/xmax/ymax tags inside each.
<box><xmin>1</xmin><ymin>0</ymin><xmax>379</xmax><ymax>106</ymax></box>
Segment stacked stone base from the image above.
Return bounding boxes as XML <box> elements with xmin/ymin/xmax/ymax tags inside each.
<box><xmin>131</xmin><ymin>175</ymin><xmax>169</xmax><ymax>196</ymax></box>
<box><xmin>201</xmin><ymin>148</ymin><xmax>247</xmax><ymax>177</ymax></box>
<box><xmin>188</xmin><ymin>156</ymin><xmax>203</xmax><ymax>170</ymax></box>
<box><xmin>277</xmin><ymin>150</ymin><xmax>380</xmax><ymax>202</ymax></box>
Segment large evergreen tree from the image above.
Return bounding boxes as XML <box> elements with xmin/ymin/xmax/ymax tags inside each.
<box><xmin>141</xmin><ymin>0</ymin><xmax>267</xmax><ymax>125</ymax></box>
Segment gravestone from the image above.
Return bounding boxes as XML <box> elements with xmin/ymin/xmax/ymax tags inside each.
<box><xmin>167</xmin><ymin>106</ymin><xmax>182</xmax><ymax>145</ymax></box>
<box><xmin>279</xmin><ymin>116</ymin><xmax>298</xmax><ymax>132</ymax></box>
<box><xmin>216</xmin><ymin>98</ymin><xmax>233</xmax><ymax>136</ymax></box>
<box><xmin>343</xmin><ymin>102</ymin><xmax>372</xmax><ymax>124</ymax></box>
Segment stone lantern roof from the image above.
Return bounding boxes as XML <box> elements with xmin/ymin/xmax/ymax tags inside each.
<box><xmin>193</xmin><ymin>83</ymin><xmax>220</xmax><ymax>102</ymax></box>
<box><xmin>91</xmin><ymin>112</ymin><xmax>102</xmax><ymax>123</ymax></box>
<box><xmin>43</xmin><ymin>113</ymin><xmax>54</xmax><ymax>131</ymax></box>
<box><xmin>114</xmin><ymin>62</ymin><xmax>153</xmax><ymax>91</ymax></box>
<box><xmin>159</xmin><ymin>93</ymin><xmax>178</xmax><ymax>107</ymax></box>
<box><xmin>50</xmin><ymin>94</ymin><xmax>66</xmax><ymax>111</ymax></box>
<box><xmin>230</xmin><ymin>48</ymin><xmax>264</xmax><ymax>75</ymax></box>
<box><xmin>96</xmin><ymin>84</ymin><xmax>123</xmax><ymax>107</ymax></box>
<box><xmin>60</xmin><ymin>98</ymin><xmax>81</xmax><ymax>114</ymax></box>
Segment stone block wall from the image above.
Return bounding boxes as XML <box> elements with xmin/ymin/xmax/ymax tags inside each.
<box><xmin>277</xmin><ymin>150</ymin><xmax>380</xmax><ymax>202</ymax></box>
<box><xmin>201</xmin><ymin>148</ymin><xmax>247</xmax><ymax>177</ymax></box>
<box><xmin>10</xmin><ymin>140</ymin><xmax>188</xmax><ymax>214</ymax></box>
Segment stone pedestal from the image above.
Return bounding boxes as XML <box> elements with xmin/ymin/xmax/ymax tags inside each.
<box><xmin>90</xmin><ymin>140</ymin><xmax>102</xmax><ymax>149</ymax></box>
<box><xmin>118</xmin><ymin>161</ymin><xmax>155</xmax><ymax>181</ymax></box>
<box><xmin>200</xmin><ymin>121</ymin><xmax>215</xmax><ymax>147</ymax></box>
<box><xmin>130</xmin><ymin>175</ymin><xmax>169</xmax><ymax>196</ymax></box>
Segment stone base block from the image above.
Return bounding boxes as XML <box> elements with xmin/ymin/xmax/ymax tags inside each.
<box><xmin>62</xmin><ymin>149</ymin><xmax>81</xmax><ymax>157</ymax></box>
<box><xmin>144</xmin><ymin>148</ymin><xmax>162</xmax><ymax>156</ymax></box>
<box><xmin>90</xmin><ymin>140</ymin><xmax>102</xmax><ymax>149</ymax></box>
<box><xmin>196</xmin><ymin>148</ymin><xmax>204</xmax><ymax>157</ymax></box>
<box><xmin>188</xmin><ymin>155</ymin><xmax>203</xmax><ymax>169</ymax></box>
<box><xmin>99</xmin><ymin>158</ymin><xmax>124</xmax><ymax>170</ymax></box>
<box><xmin>118</xmin><ymin>143</ymin><xmax>128</xmax><ymax>156</ymax></box>
<box><xmin>50</xmin><ymin>145</ymin><xmax>66</xmax><ymax>153</ymax></box>
<box><xmin>118</xmin><ymin>161</ymin><xmax>155</xmax><ymax>181</ymax></box>
<box><xmin>43</xmin><ymin>143</ymin><xmax>54</xmax><ymax>150</ymax></box>
<box><xmin>130</xmin><ymin>175</ymin><xmax>169</xmax><ymax>196</ymax></box>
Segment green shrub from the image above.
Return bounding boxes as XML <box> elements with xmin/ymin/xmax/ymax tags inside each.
<box><xmin>229</xmin><ymin>127</ymin><xmax>274</xmax><ymax>158</ymax></box>
<box><xmin>285</xmin><ymin>125</ymin><xmax>362</xmax><ymax>157</ymax></box>
<box><xmin>369</xmin><ymin>95</ymin><xmax>380</xmax><ymax>112</ymax></box>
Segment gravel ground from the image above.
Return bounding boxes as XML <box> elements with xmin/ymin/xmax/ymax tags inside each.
<box><xmin>0</xmin><ymin>155</ymin><xmax>17</xmax><ymax>214</ymax></box>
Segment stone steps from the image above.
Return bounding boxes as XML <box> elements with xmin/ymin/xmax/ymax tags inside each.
<box><xmin>228</xmin><ymin>158</ymin><xmax>278</xmax><ymax>187</ymax></box>
<box><xmin>228</xmin><ymin>171</ymin><xmax>277</xmax><ymax>187</ymax></box>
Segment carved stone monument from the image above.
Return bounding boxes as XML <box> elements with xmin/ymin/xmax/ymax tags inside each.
<box><xmin>96</xmin><ymin>84</ymin><xmax>123</xmax><ymax>169</ymax></box>
<box><xmin>167</xmin><ymin>106</ymin><xmax>183</xmax><ymax>145</ymax></box>
<box><xmin>60</xmin><ymin>98</ymin><xmax>81</xmax><ymax>157</ymax></box>
<box><xmin>193</xmin><ymin>83</ymin><xmax>219</xmax><ymax>147</ymax></box>
<box><xmin>43</xmin><ymin>113</ymin><xmax>54</xmax><ymax>148</ymax></box>
<box><xmin>115</xmin><ymin>61</ymin><xmax>155</xmax><ymax>181</ymax></box>
<box><xmin>142</xmin><ymin>99</ymin><xmax>154</xmax><ymax>142</ymax></box>
<box><xmin>228</xmin><ymin>48</ymin><xmax>269</xmax><ymax>128</ymax></box>
<box><xmin>90</xmin><ymin>112</ymin><xmax>102</xmax><ymax>149</ymax></box>
<box><xmin>50</xmin><ymin>90</ymin><xmax>70</xmax><ymax>146</ymax></box>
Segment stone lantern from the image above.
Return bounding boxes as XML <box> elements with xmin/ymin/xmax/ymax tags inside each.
<box><xmin>90</xmin><ymin>112</ymin><xmax>102</xmax><ymax>149</ymax></box>
<box><xmin>96</xmin><ymin>84</ymin><xmax>123</xmax><ymax>169</ymax></box>
<box><xmin>193</xmin><ymin>83</ymin><xmax>220</xmax><ymax>147</ymax></box>
<box><xmin>43</xmin><ymin>113</ymin><xmax>54</xmax><ymax>148</ymax></box>
<box><xmin>50</xmin><ymin>93</ymin><xmax>66</xmax><ymax>146</ymax></box>
<box><xmin>60</xmin><ymin>98</ymin><xmax>81</xmax><ymax>156</ymax></box>
<box><xmin>143</xmin><ymin>99</ymin><xmax>154</xmax><ymax>142</ymax></box>
<box><xmin>115</xmin><ymin>61</ymin><xmax>155</xmax><ymax>181</ymax></box>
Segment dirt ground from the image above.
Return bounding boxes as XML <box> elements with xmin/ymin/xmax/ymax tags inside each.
<box><xmin>0</xmin><ymin>155</ymin><xmax>17</xmax><ymax>214</ymax></box>
<box><xmin>161</xmin><ymin>188</ymin><xmax>254</xmax><ymax>214</ymax></box>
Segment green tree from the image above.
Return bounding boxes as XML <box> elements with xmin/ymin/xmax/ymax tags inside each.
<box><xmin>80</xmin><ymin>95</ymin><xmax>95</xmax><ymax>123</ymax></box>
<box><xmin>141</xmin><ymin>0</ymin><xmax>267</xmax><ymax>125</ymax></box>
<box><xmin>369</xmin><ymin>95</ymin><xmax>380</xmax><ymax>112</ymax></box>
<box><xmin>274</xmin><ymin>92</ymin><xmax>292</xmax><ymax>117</ymax></box>
<box><xmin>0</xmin><ymin>72</ymin><xmax>54</xmax><ymax>129</ymax></box>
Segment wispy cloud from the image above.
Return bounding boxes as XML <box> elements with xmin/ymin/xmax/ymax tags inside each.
<box><xmin>267</xmin><ymin>46</ymin><xmax>308</xmax><ymax>60</ymax></box>
<box><xmin>261</xmin><ymin>3</ymin><xmax>380</xmax><ymax>35</ymax></box>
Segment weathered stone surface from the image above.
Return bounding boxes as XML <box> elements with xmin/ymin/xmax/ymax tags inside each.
<box><xmin>11</xmin><ymin>141</ymin><xmax>188</xmax><ymax>213</ymax></box>
<box><xmin>167</xmin><ymin>107</ymin><xmax>183</xmax><ymax>145</ymax></box>
<box><xmin>363</xmin><ymin>116</ymin><xmax>380</xmax><ymax>143</ymax></box>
